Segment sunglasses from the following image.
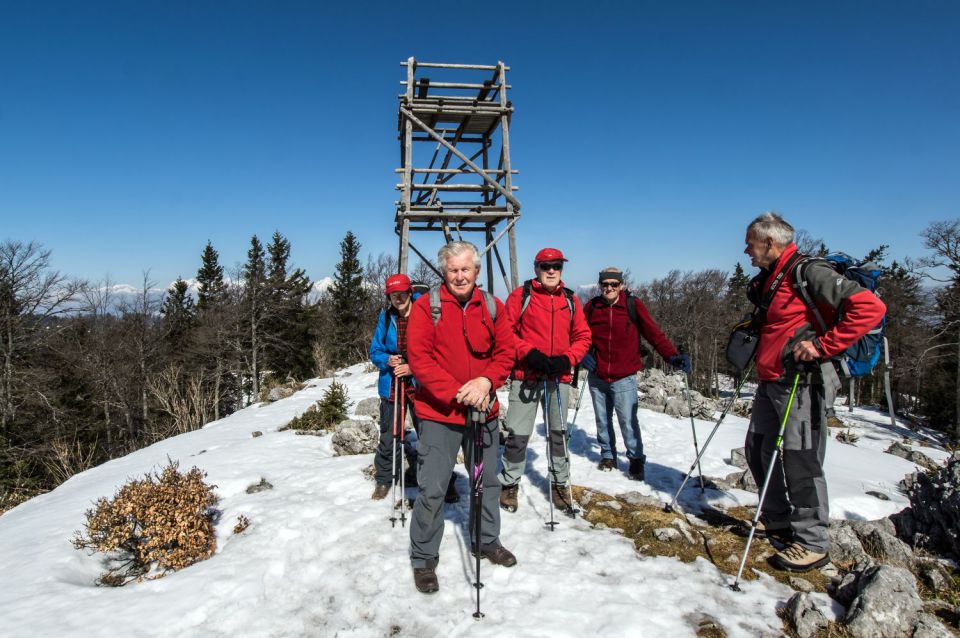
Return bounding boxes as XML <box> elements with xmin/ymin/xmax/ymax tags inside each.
<box><xmin>600</xmin><ymin>281</ymin><xmax>621</xmax><ymax>289</ymax></box>
<box><xmin>538</xmin><ymin>262</ymin><xmax>564</xmax><ymax>272</ymax></box>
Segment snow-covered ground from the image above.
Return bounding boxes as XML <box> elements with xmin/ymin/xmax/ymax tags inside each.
<box><xmin>0</xmin><ymin>364</ymin><xmax>949</xmax><ymax>637</ymax></box>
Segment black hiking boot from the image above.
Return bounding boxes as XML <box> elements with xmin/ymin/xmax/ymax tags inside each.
<box><xmin>597</xmin><ymin>458</ymin><xmax>616</xmax><ymax>472</ymax></box>
<box><xmin>404</xmin><ymin>465</ymin><xmax>418</xmax><ymax>488</ymax></box>
<box><xmin>500</xmin><ymin>483</ymin><xmax>519</xmax><ymax>512</ymax></box>
<box><xmin>444</xmin><ymin>476</ymin><xmax>459</xmax><ymax>503</ymax></box>
<box><xmin>413</xmin><ymin>567</ymin><xmax>439</xmax><ymax>594</ymax></box>
<box><xmin>472</xmin><ymin>544</ymin><xmax>517</xmax><ymax>567</ymax></box>
<box><xmin>628</xmin><ymin>458</ymin><xmax>645</xmax><ymax>481</ymax></box>
<box><xmin>371</xmin><ymin>484</ymin><xmax>390</xmax><ymax>500</ymax></box>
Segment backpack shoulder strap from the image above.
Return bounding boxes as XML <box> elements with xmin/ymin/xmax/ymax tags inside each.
<box><xmin>480</xmin><ymin>289</ymin><xmax>497</xmax><ymax>323</ymax></box>
<box><xmin>518</xmin><ymin>279</ymin><xmax>533</xmax><ymax>320</ymax></box>
<box><xmin>790</xmin><ymin>256</ymin><xmax>830</xmax><ymax>334</ymax></box>
<box><xmin>624</xmin><ymin>291</ymin><xmax>640</xmax><ymax>327</ymax></box>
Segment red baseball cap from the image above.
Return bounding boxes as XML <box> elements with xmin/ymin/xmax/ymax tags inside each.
<box><xmin>385</xmin><ymin>273</ymin><xmax>412</xmax><ymax>296</ymax></box>
<box><xmin>535</xmin><ymin>247</ymin><xmax>567</xmax><ymax>263</ymax></box>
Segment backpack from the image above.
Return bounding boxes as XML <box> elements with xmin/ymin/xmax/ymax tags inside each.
<box><xmin>427</xmin><ymin>287</ymin><xmax>497</xmax><ymax>325</ymax></box>
<box><xmin>516</xmin><ymin>279</ymin><xmax>577</xmax><ymax>336</ymax></box>
<box><xmin>791</xmin><ymin>253</ymin><xmax>885</xmax><ymax>377</ymax></box>
<box><xmin>585</xmin><ymin>291</ymin><xmax>650</xmax><ymax>356</ymax></box>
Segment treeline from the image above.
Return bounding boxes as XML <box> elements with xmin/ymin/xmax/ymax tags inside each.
<box><xmin>3</xmin><ymin>220</ymin><xmax>960</xmax><ymax>510</ymax></box>
<box><xmin>0</xmin><ymin>231</ymin><xmax>397</xmax><ymax>510</ymax></box>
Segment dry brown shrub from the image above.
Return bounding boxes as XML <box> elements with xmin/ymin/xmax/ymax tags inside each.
<box><xmin>233</xmin><ymin>514</ymin><xmax>250</xmax><ymax>534</ymax></box>
<box><xmin>72</xmin><ymin>460</ymin><xmax>219</xmax><ymax>586</ymax></box>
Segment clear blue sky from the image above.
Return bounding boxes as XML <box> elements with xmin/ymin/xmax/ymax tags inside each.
<box><xmin>1</xmin><ymin>1</ymin><xmax>957</xmax><ymax>294</ymax></box>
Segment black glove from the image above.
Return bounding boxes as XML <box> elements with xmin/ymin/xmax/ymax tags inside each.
<box><xmin>547</xmin><ymin>355</ymin><xmax>571</xmax><ymax>377</ymax></box>
<box><xmin>668</xmin><ymin>353</ymin><xmax>692</xmax><ymax>374</ymax></box>
<box><xmin>580</xmin><ymin>351</ymin><xmax>597</xmax><ymax>372</ymax></box>
<box><xmin>524</xmin><ymin>349</ymin><xmax>550</xmax><ymax>374</ymax></box>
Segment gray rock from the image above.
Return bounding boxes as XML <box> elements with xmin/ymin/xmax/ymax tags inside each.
<box><xmin>912</xmin><ymin>612</ymin><xmax>953</xmax><ymax>638</ymax></box>
<box><xmin>851</xmin><ymin>518</ymin><xmax>897</xmax><ymax>539</ymax></box>
<box><xmin>653</xmin><ymin>527</ymin><xmax>682</xmax><ymax>542</ymax></box>
<box><xmin>788</xmin><ymin>576</ymin><xmax>815</xmax><ymax>593</ymax></box>
<box><xmin>917</xmin><ymin>560</ymin><xmax>955</xmax><ymax>595</ymax></box>
<box><xmin>784</xmin><ymin>592</ymin><xmax>830</xmax><ymax>638</ymax></box>
<box><xmin>636</xmin><ymin>368</ymin><xmax>718</xmax><ymax>417</ymax></box>
<box><xmin>729</xmin><ymin>447</ymin><xmax>748</xmax><ymax>469</ymax></box>
<box><xmin>251</xmin><ymin>431</ymin><xmax>263</xmax><ymax>438</ymax></box>
<box><xmin>886</xmin><ymin>441</ymin><xmax>939</xmax><ymax>471</ymax></box>
<box><xmin>331</xmin><ymin>419</ymin><xmax>379</xmax><ymax>456</ymax></box>
<box><xmin>828</xmin><ymin>521</ymin><xmax>870</xmax><ymax>566</ymax></box>
<box><xmin>897</xmin><ymin>455</ymin><xmax>960</xmax><ymax>559</ymax></box>
<box><xmin>598</xmin><ymin>500</ymin><xmax>622</xmax><ymax>510</ymax></box>
<box><xmin>865</xmin><ymin>490</ymin><xmax>889</xmax><ymax>500</ymax></box>
<box><xmin>736</xmin><ymin>469</ymin><xmax>758</xmax><ymax>493</ymax></box>
<box><xmin>834</xmin><ymin>570</ymin><xmax>860</xmax><ymax>606</ymax></box>
<box><xmin>246</xmin><ymin>478</ymin><xmax>273</xmax><ymax>494</ymax></box>
<box><xmin>267</xmin><ymin>385</ymin><xmax>296</xmax><ymax>402</ymax></box>
<box><xmin>354</xmin><ymin>397</ymin><xmax>381</xmax><ymax>418</ymax></box>
<box><xmin>857</xmin><ymin>527</ymin><xmax>914</xmax><ymax>570</ymax></box>
<box><xmin>621</xmin><ymin>491</ymin><xmax>661</xmax><ymax>508</ymax></box>
<box><xmin>845</xmin><ymin>565</ymin><xmax>923</xmax><ymax>638</ymax></box>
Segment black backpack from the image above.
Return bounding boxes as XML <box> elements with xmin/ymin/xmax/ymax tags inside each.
<box><xmin>516</xmin><ymin>279</ymin><xmax>577</xmax><ymax>337</ymax></box>
<box><xmin>585</xmin><ymin>291</ymin><xmax>650</xmax><ymax>356</ymax></box>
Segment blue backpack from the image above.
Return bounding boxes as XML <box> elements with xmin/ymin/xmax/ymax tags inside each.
<box><xmin>791</xmin><ymin>253</ymin><xmax>885</xmax><ymax>377</ymax></box>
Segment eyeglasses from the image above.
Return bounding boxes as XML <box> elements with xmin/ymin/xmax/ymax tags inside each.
<box><xmin>538</xmin><ymin>262</ymin><xmax>564</xmax><ymax>272</ymax></box>
<box><xmin>389</xmin><ymin>291</ymin><xmax>410</xmax><ymax>300</ymax></box>
<box><xmin>600</xmin><ymin>281</ymin><xmax>621</xmax><ymax>289</ymax></box>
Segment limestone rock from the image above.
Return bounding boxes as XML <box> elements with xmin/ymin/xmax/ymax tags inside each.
<box><xmin>886</xmin><ymin>441</ymin><xmax>939</xmax><ymax>471</ymax></box>
<box><xmin>784</xmin><ymin>592</ymin><xmax>829</xmax><ymax>638</ymax></box>
<box><xmin>654</xmin><ymin>527</ymin><xmax>682</xmax><ymax>542</ymax></box>
<box><xmin>729</xmin><ymin>447</ymin><xmax>748</xmax><ymax>470</ymax></box>
<box><xmin>354</xmin><ymin>397</ymin><xmax>381</xmax><ymax>419</ymax></box>
<box><xmin>267</xmin><ymin>385</ymin><xmax>295</xmax><ymax>402</ymax></box>
<box><xmin>245</xmin><ymin>478</ymin><xmax>274</xmax><ymax>494</ymax></box>
<box><xmin>331</xmin><ymin>419</ymin><xmax>379</xmax><ymax>456</ymax></box>
<box><xmin>828</xmin><ymin>521</ymin><xmax>870</xmax><ymax>566</ymax></box>
<box><xmin>844</xmin><ymin>565</ymin><xmax>923</xmax><ymax>638</ymax></box>
<box><xmin>896</xmin><ymin>453</ymin><xmax>960</xmax><ymax>559</ymax></box>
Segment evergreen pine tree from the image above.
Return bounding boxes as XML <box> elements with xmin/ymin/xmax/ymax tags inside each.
<box><xmin>327</xmin><ymin>231</ymin><xmax>365</xmax><ymax>368</ymax></box>
<box><xmin>263</xmin><ymin>232</ymin><xmax>316</xmax><ymax>381</ymax></box>
<box><xmin>159</xmin><ymin>278</ymin><xmax>196</xmax><ymax>358</ymax></box>
<box><xmin>196</xmin><ymin>241</ymin><xmax>226</xmax><ymax>311</ymax></box>
<box><xmin>243</xmin><ymin>236</ymin><xmax>267</xmax><ymax>398</ymax></box>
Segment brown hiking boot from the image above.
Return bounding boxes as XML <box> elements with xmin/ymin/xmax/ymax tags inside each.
<box><xmin>628</xmin><ymin>458</ymin><xmax>645</xmax><ymax>481</ymax></box>
<box><xmin>771</xmin><ymin>543</ymin><xmax>830</xmax><ymax>572</ymax></box>
<box><xmin>500</xmin><ymin>483</ymin><xmax>519</xmax><ymax>512</ymax></box>
<box><xmin>472</xmin><ymin>544</ymin><xmax>517</xmax><ymax>567</ymax></box>
<box><xmin>550</xmin><ymin>483</ymin><xmax>575</xmax><ymax>514</ymax></box>
<box><xmin>597</xmin><ymin>458</ymin><xmax>616</xmax><ymax>472</ymax></box>
<box><xmin>371</xmin><ymin>484</ymin><xmax>390</xmax><ymax>500</ymax></box>
<box><xmin>413</xmin><ymin>567</ymin><xmax>439</xmax><ymax>594</ymax></box>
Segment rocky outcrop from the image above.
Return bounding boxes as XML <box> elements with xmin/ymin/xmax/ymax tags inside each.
<box><xmin>354</xmin><ymin>397</ymin><xmax>381</xmax><ymax>419</ymax></box>
<box><xmin>636</xmin><ymin>369</ymin><xmax>718</xmax><ymax>418</ymax></box>
<box><xmin>331</xmin><ymin>419</ymin><xmax>379</xmax><ymax>456</ymax></box>
<box><xmin>892</xmin><ymin>452</ymin><xmax>960</xmax><ymax>560</ymax></box>
<box><xmin>886</xmin><ymin>441</ymin><xmax>939</xmax><ymax>472</ymax></box>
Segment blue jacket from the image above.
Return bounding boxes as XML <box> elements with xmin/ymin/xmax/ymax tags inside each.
<box><xmin>369</xmin><ymin>308</ymin><xmax>417</xmax><ymax>399</ymax></box>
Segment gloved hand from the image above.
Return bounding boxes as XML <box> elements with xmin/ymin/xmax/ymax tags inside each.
<box><xmin>580</xmin><ymin>351</ymin><xmax>597</xmax><ymax>372</ymax></box>
<box><xmin>524</xmin><ymin>349</ymin><xmax>550</xmax><ymax>374</ymax></box>
<box><xmin>668</xmin><ymin>353</ymin><xmax>692</xmax><ymax>374</ymax></box>
<box><xmin>547</xmin><ymin>355</ymin><xmax>570</xmax><ymax>377</ymax></box>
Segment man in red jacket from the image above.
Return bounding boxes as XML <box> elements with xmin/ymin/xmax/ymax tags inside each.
<box><xmin>743</xmin><ymin>212</ymin><xmax>886</xmax><ymax>572</ymax></box>
<box><xmin>405</xmin><ymin>241</ymin><xmax>517</xmax><ymax>594</ymax></box>
<box><xmin>498</xmin><ymin>247</ymin><xmax>592</xmax><ymax>514</ymax></box>
<box><xmin>582</xmin><ymin>267</ymin><xmax>690</xmax><ymax>480</ymax></box>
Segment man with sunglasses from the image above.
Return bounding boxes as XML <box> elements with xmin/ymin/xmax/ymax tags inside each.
<box><xmin>581</xmin><ymin>267</ymin><xmax>690</xmax><ymax>480</ymax></box>
<box><xmin>498</xmin><ymin>248</ymin><xmax>592</xmax><ymax>514</ymax></box>
<box><xmin>405</xmin><ymin>241</ymin><xmax>517</xmax><ymax>594</ymax></box>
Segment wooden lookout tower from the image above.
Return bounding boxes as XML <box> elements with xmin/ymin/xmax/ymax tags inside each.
<box><xmin>395</xmin><ymin>57</ymin><xmax>520</xmax><ymax>296</ymax></box>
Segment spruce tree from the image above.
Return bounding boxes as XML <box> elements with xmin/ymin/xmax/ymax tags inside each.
<box><xmin>263</xmin><ymin>232</ymin><xmax>316</xmax><ymax>381</ymax></box>
<box><xmin>159</xmin><ymin>278</ymin><xmax>196</xmax><ymax>358</ymax></box>
<box><xmin>196</xmin><ymin>241</ymin><xmax>226</xmax><ymax>311</ymax></box>
<box><xmin>327</xmin><ymin>231</ymin><xmax>365</xmax><ymax>368</ymax></box>
<box><xmin>243</xmin><ymin>236</ymin><xmax>267</xmax><ymax>398</ymax></box>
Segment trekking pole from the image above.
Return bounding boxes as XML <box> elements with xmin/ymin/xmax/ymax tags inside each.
<box><xmin>555</xmin><ymin>377</ymin><xmax>578</xmax><ymax>518</ymax></box>
<box><xmin>543</xmin><ymin>379</ymin><xmax>557</xmax><ymax>531</ymax></box>
<box><xmin>398</xmin><ymin>377</ymin><xmax>407</xmax><ymax>528</ymax></box>
<box><xmin>389</xmin><ymin>375</ymin><xmax>402</xmax><ymax>528</ymax></box>
<box><xmin>730</xmin><ymin>371</ymin><xmax>801</xmax><ymax>592</ymax></box>
<box><xmin>468</xmin><ymin>407</ymin><xmax>485</xmax><ymax>619</ymax></box>
<box><xmin>681</xmin><ymin>370</ymin><xmax>706</xmax><ymax>495</ymax></box>
<box><xmin>569</xmin><ymin>374</ymin><xmax>587</xmax><ymax>432</ymax></box>
<box><xmin>665</xmin><ymin>362</ymin><xmax>755</xmax><ymax>513</ymax></box>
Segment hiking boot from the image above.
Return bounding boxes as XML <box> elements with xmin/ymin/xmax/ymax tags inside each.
<box><xmin>444</xmin><ymin>476</ymin><xmax>459</xmax><ymax>503</ymax></box>
<box><xmin>472</xmin><ymin>544</ymin><xmax>517</xmax><ymax>567</ymax></box>
<box><xmin>826</xmin><ymin>415</ymin><xmax>844</xmax><ymax>428</ymax></box>
<box><xmin>756</xmin><ymin>517</ymin><xmax>792</xmax><ymax>539</ymax></box>
<box><xmin>550</xmin><ymin>483</ymin><xmax>575</xmax><ymax>514</ymax></box>
<box><xmin>413</xmin><ymin>567</ymin><xmax>439</xmax><ymax>594</ymax></box>
<box><xmin>371</xmin><ymin>484</ymin><xmax>390</xmax><ymax>500</ymax></box>
<box><xmin>771</xmin><ymin>543</ymin><xmax>830</xmax><ymax>572</ymax></box>
<box><xmin>628</xmin><ymin>458</ymin><xmax>645</xmax><ymax>481</ymax></box>
<box><xmin>500</xmin><ymin>483</ymin><xmax>519</xmax><ymax>512</ymax></box>
<box><xmin>597</xmin><ymin>458</ymin><xmax>616</xmax><ymax>472</ymax></box>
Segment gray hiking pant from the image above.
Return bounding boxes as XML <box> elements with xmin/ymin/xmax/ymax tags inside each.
<box><xmin>499</xmin><ymin>380</ymin><xmax>571</xmax><ymax>488</ymax></box>
<box><xmin>409</xmin><ymin>418</ymin><xmax>503</xmax><ymax>569</ymax></box>
<box><xmin>746</xmin><ymin>363</ymin><xmax>837</xmax><ymax>553</ymax></box>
